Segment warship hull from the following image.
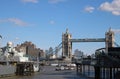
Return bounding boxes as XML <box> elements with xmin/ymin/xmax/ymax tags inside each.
<box><xmin>0</xmin><ymin>65</ymin><xmax>16</xmax><ymax>77</ymax></box>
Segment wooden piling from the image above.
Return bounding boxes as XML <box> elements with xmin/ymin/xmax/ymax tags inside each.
<box><xmin>16</xmin><ymin>62</ymin><xmax>34</xmax><ymax>76</ymax></box>
<box><xmin>94</xmin><ymin>66</ymin><xmax>100</xmax><ymax>79</ymax></box>
<box><xmin>110</xmin><ymin>67</ymin><xmax>112</xmax><ymax>79</ymax></box>
<box><xmin>88</xmin><ymin>65</ymin><xmax>90</xmax><ymax>76</ymax></box>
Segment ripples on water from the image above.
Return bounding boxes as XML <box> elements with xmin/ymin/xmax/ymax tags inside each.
<box><xmin>0</xmin><ymin>66</ymin><xmax>92</xmax><ymax>79</ymax></box>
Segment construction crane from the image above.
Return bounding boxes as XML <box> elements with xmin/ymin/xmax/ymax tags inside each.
<box><xmin>114</xmin><ymin>42</ymin><xmax>120</xmax><ymax>47</ymax></box>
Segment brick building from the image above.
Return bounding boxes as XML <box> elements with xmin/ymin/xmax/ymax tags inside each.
<box><xmin>15</xmin><ymin>41</ymin><xmax>45</xmax><ymax>60</ymax></box>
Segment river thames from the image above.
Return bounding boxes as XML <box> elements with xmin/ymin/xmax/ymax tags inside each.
<box><xmin>0</xmin><ymin>66</ymin><xmax>93</xmax><ymax>79</ymax></box>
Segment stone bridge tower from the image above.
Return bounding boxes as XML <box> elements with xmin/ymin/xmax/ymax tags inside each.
<box><xmin>105</xmin><ymin>28</ymin><xmax>115</xmax><ymax>52</ymax></box>
<box><xmin>62</xmin><ymin>29</ymin><xmax>72</xmax><ymax>59</ymax></box>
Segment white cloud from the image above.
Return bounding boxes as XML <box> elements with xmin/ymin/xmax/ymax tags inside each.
<box><xmin>84</xmin><ymin>6</ymin><xmax>95</xmax><ymax>13</ymax></box>
<box><xmin>21</xmin><ymin>0</ymin><xmax>39</xmax><ymax>3</ymax></box>
<box><xmin>99</xmin><ymin>0</ymin><xmax>120</xmax><ymax>16</ymax></box>
<box><xmin>48</xmin><ymin>0</ymin><xmax>66</xmax><ymax>4</ymax></box>
<box><xmin>49</xmin><ymin>20</ymin><xmax>55</xmax><ymax>25</ymax></box>
<box><xmin>0</xmin><ymin>18</ymin><xmax>29</xmax><ymax>26</ymax></box>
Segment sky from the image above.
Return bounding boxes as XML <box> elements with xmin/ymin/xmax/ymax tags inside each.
<box><xmin>0</xmin><ymin>0</ymin><xmax>120</xmax><ymax>55</ymax></box>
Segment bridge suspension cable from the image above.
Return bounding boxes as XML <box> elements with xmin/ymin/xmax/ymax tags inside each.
<box><xmin>114</xmin><ymin>42</ymin><xmax>120</xmax><ymax>47</ymax></box>
<box><xmin>111</xmin><ymin>29</ymin><xmax>120</xmax><ymax>47</ymax></box>
<box><xmin>52</xmin><ymin>42</ymin><xmax>62</xmax><ymax>56</ymax></box>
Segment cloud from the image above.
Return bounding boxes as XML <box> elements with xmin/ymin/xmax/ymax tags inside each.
<box><xmin>21</xmin><ymin>0</ymin><xmax>39</xmax><ymax>3</ymax></box>
<box><xmin>99</xmin><ymin>0</ymin><xmax>120</xmax><ymax>16</ymax></box>
<box><xmin>48</xmin><ymin>0</ymin><xmax>66</xmax><ymax>4</ymax></box>
<box><xmin>49</xmin><ymin>20</ymin><xmax>55</xmax><ymax>25</ymax></box>
<box><xmin>84</xmin><ymin>6</ymin><xmax>95</xmax><ymax>13</ymax></box>
<box><xmin>0</xmin><ymin>18</ymin><xmax>29</xmax><ymax>26</ymax></box>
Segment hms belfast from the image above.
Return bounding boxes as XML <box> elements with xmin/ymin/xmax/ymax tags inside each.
<box><xmin>0</xmin><ymin>40</ymin><xmax>40</xmax><ymax>77</ymax></box>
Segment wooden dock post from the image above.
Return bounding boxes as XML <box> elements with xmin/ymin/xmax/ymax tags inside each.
<box><xmin>110</xmin><ymin>67</ymin><xmax>112</xmax><ymax>79</ymax></box>
<box><xmin>16</xmin><ymin>63</ymin><xmax>24</xmax><ymax>75</ymax></box>
<box><xmin>88</xmin><ymin>65</ymin><xmax>90</xmax><ymax>76</ymax></box>
<box><xmin>94</xmin><ymin>66</ymin><xmax>100</xmax><ymax>79</ymax></box>
<box><xmin>16</xmin><ymin>62</ymin><xmax>34</xmax><ymax>76</ymax></box>
<box><xmin>103</xmin><ymin>67</ymin><xmax>105</xmax><ymax>79</ymax></box>
<box><xmin>83</xmin><ymin>65</ymin><xmax>85</xmax><ymax>75</ymax></box>
<box><xmin>76</xmin><ymin>64</ymin><xmax>82</xmax><ymax>74</ymax></box>
<box><xmin>76</xmin><ymin>64</ymin><xmax>78</xmax><ymax>72</ymax></box>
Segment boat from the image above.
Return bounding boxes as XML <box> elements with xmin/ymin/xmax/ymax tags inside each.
<box><xmin>0</xmin><ymin>42</ymin><xmax>39</xmax><ymax>76</ymax></box>
<box><xmin>33</xmin><ymin>62</ymin><xmax>39</xmax><ymax>72</ymax></box>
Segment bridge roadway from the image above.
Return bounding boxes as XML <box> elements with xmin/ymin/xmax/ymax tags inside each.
<box><xmin>0</xmin><ymin>66</ymin><xmax>93</xmax><ymax>79</ymax></box>
<box><xmin>70</xmin><ymin>38</ymin><xmax>105</xmax><ymax>42</ymax></box>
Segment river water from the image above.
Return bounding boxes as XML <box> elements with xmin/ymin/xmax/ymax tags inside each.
<box><xmin>0</xmin><ymin>66</ymin><xmax>93</xmax><ymax>79</ymax></box>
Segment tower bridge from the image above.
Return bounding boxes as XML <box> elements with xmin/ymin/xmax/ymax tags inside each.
<box><xmin>52</xmin><ymin>28</ymin><xmax>119</xmax><ymax>60</ymax></box>
<box><xmin>61</xmin><ymin>28</ymin><xmax>115</xmax><ymax>59</ymax></box>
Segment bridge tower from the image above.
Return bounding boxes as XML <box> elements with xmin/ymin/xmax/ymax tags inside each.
<box><xmin>105</xmin><ymin>28</ymin><xmax>115</xmax><ymax>52</ymax></box>
<box><xmin>62</xmin><ymin>29</ymin><xmax>72</xmax><ymax>59</ymax></box>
